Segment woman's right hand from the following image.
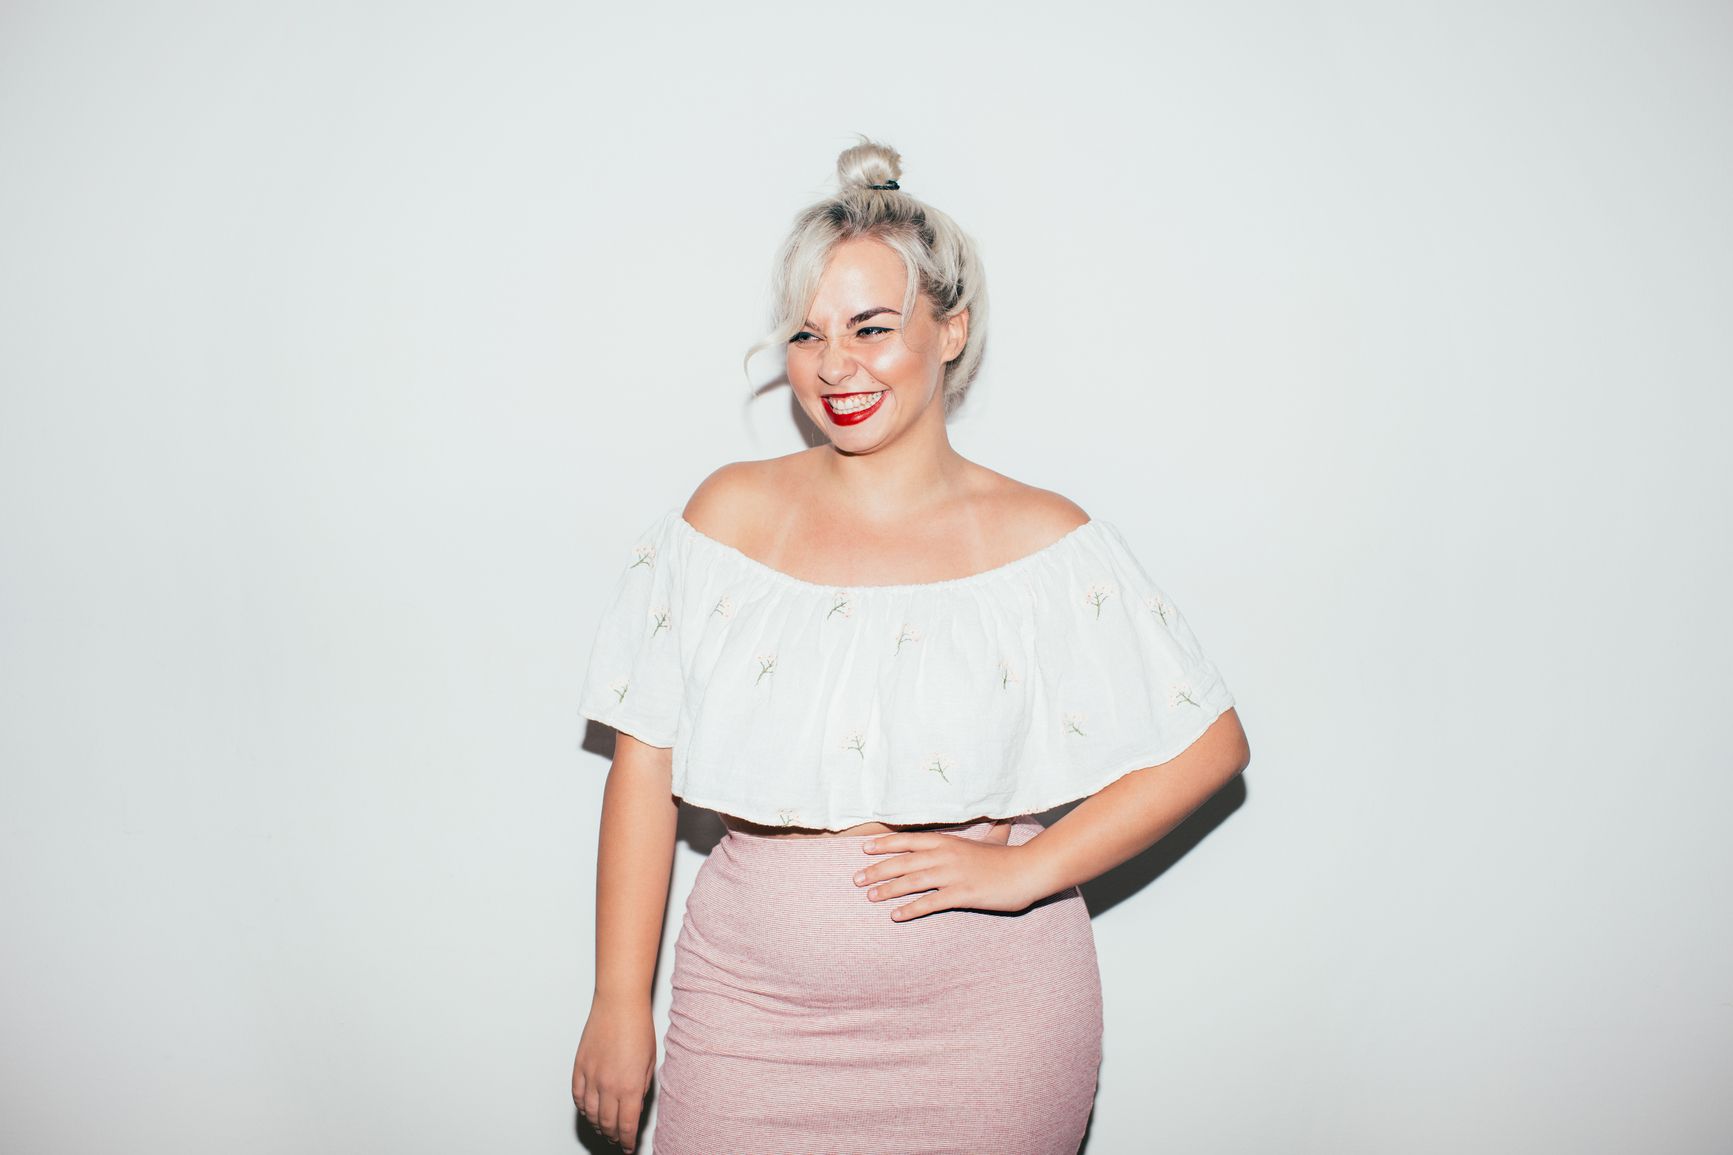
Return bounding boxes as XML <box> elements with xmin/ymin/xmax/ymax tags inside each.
<box><xmin>572</xmin><ymin>995</ymin><xmax>657</xmax><ymax>1152</ymax></box>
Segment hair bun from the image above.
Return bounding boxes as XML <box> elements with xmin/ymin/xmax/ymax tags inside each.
<box><xmin>835</xmin><ymin>136</ymin><xmax>903</xmax><ymax>192</ymax></box>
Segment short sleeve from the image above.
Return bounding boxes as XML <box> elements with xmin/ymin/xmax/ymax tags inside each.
<box><xmin>1111</xmin><ymin>525</ymin><xmax>1237</xmax><ymax>733</ymax></box>
<box><xmin>576</xmin><ymin>508</ymin><xmax>688</xmax><ymax>749</ymax></box>
<box><xmin>1026</xmin><ymin>520</ymin><xmax>1237</xmax><ymax>806</ymax></box>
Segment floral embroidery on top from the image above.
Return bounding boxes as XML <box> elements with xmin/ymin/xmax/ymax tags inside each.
<box><xmin>924</xmin><ymin>752</ymin><xmax>953</xmax><ymax>783</ymax></box>
<box><xmin>579</xmin><ymin>511</ymin><xmax>1235</xmax><ymax>831</ymax></box>
<box><xmin>1084</xmin><ymin>581</ymin><xmax>1118</xmax><ymax>619</ymax></box>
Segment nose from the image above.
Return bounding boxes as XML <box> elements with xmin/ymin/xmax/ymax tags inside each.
<box><xmin>816</xmin><ymin>336</ymin><xmax>857</xmax><ymax>387</ymax></box>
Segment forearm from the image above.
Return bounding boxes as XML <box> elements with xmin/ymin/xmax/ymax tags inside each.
<box><xmin>593</xmin><ymin>742</ymin><xmax>679</xmax><ymax>1005</ymax></box>
<box><xmin>1019</xmin><ymin>709</ymin><xmax>1249</xmax><ymax>900</ymax></box>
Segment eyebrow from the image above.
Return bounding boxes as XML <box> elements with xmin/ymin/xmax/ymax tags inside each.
<box><xmin>800</xmin><ymin>307</ymin><xmax>902</xmax><ymax>330</ymax></box>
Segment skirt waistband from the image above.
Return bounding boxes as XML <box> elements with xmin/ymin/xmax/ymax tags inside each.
<box><xmin>721</xmin><ymin>814</ymin><xmax>1040</xmax><ymax>847</ymax></box>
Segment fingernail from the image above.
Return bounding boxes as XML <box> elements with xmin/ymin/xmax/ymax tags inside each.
<box><xmin>863</xmin><ymin>840</ymin><xmax>876</xmax><ymax>851</ymax></box>
<box><xmin>853</xmin><ymin>871</ymin><xmax>865</xmax><ymax>884</ymax></box>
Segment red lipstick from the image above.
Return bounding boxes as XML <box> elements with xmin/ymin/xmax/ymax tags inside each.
<box><xmin>823</xmin><ymin>390</ymin><xmax>886</xmax><ymax>426</ymax></box>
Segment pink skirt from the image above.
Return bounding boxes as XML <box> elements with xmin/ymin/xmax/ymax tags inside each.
<box><xmin>651</xmin><ymin>815</ymin><xmax>1103</xmax><ymax>1154</ymax></box>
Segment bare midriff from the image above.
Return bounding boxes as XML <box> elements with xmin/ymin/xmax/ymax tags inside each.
<box><xmin>720</xmin><ymin>815</ymin><xmax>1016</xmax><ymax>841</ymax></box>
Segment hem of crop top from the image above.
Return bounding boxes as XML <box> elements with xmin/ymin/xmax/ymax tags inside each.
<box><xmin>663</xmin><ymin>687</ymin><xmax>1235</xmax><ymax>833</ymax></box>
<box><xmin>718</xmin><ymin>814</ymin><xmax>1015</xmax><ymax>840</ymax></box>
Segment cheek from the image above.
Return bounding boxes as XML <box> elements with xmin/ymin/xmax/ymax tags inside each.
<box><xmin>785</xmin><ymin>352</ymin><xmax>820</xmax><ymax>389</ymax></box>
<box><xmin>862</xmin><ymin>342</ymin><xmax>926</xmax><ymax>383</ymax></box>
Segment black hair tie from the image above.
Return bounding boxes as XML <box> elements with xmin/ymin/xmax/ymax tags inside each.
<box><xmin>867</xmin><ymin>180</ymin><xmax>899</xmax><ymax>190</ymax></box>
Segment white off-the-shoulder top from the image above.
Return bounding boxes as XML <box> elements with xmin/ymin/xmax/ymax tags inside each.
<box><xmin>576</xmin><ymin>505</ymin><xmax>1237</xmax><ymax>831</ymax></box>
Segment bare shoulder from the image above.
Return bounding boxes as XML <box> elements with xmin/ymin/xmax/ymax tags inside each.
<box><xmin>681</xmin><ymin>451</ymin><xmax>813</xmax><ymax>541</ymax></box>
<box><xmin>974</xmin><ymin>473</ymin><xmax>1091</xmax><ymax>553</ymax></box>
<box><xmin>1019</xmin><ymin>486</ymin><xmax>1092</xmax><ymax>535</ymax></box>
<box><xmin>681</xmin><ymin>461</ymin><xmax>760</xmax><ymax>540</ymax></box>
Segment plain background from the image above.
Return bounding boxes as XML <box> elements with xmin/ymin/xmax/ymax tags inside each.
<box><xmin>2</xmin><ymin>2</ymin><xmax>1729</xmax><ymax>1152</ymax></box>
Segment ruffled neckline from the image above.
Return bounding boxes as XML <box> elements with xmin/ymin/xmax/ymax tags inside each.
<box><xmin>668</xmin><ymin>509</ymin><xmax>1105</xmax><ymax>595</ymax></box>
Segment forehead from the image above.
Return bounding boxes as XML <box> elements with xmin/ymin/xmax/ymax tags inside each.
<box><xmin>807</xmin><ymin>237</ymin><xmax>909</xmax><ymax>312</ymax></box>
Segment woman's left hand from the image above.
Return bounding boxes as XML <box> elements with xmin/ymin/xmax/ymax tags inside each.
<box><xmin>853</xmin><ymin>831</ymin><xmax>1049</xmax><ymax>920</ymax></box>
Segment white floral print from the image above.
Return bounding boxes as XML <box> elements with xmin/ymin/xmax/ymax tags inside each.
<box><xmin>1084</xmin><ymin>581</ymin><xmax>1117</xmax><ymax>618</ymax></box>
<box><xmin>578</xmin><ymin>507</ymin><xmax>1236</xmax><ymax>833</ymax></box>
<box><xmin>924</xmin><ymin>752</ymin><xmax>953</xmax><ymax>784</ymax></box>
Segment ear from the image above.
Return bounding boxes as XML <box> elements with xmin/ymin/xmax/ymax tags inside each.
<box><xmin>941</xmin><ymin>307</ymin><xmax>969</xmax><ymax>363</ymax></box>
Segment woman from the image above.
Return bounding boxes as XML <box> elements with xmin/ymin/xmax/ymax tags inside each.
<box><xmin>572</xmin><ymin>137</ymin><xmax>1250</xmax><ymax>1154</ymax></box>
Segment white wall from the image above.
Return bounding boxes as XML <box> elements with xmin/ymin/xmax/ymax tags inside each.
<box><xmin>2</xmin><ymin>2</ymin><xmax>1728</xmax><ymax>1152</ymax></box>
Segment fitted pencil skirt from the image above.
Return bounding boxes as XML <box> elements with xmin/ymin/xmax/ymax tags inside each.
<box><xmin>650</xmin><ymin>814</ymin><xmax>1104</xmax><ymax>1154</ymax></box>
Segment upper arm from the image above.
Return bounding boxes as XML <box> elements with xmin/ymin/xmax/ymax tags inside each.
<box><xmin>612</xmin><ymin>727</ymin><xmax>675</xmax><ymax>780</ymax></box>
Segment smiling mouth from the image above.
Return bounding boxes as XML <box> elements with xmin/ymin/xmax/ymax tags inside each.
<box><xmin>822</xmin><ymin>390</ymin><xmax>886</xmax><ymax>416</ymax></box>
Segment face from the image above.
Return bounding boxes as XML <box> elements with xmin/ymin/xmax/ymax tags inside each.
<box><xmin>786</xmin><ymin>236</ymin><xmax>968</xmax><ymax>451</ymax></box>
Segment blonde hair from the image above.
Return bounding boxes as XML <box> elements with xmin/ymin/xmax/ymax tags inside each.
<box><xmin>743</xmin><ymin>135</ymin><xmax>989</xmax><ymax>416</ymax></box>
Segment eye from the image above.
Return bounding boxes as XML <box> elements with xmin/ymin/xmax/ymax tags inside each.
<box><xmin>788</xmin><ymin>331</ymin><xmax>818</xmax><ymax>344</ymax></box>
<box><xmin>857</xmin><ymin>326</ymin><xmax>892</xmax><ymax>337</ymax></box>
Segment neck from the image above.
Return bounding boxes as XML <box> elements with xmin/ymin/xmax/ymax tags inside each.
<box><xmin>815</xmin><ymin>394</ymin><xmax>964</xmax><ymax>523</ymax></box>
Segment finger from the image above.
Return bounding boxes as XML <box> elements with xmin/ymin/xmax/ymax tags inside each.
<box><xmin>854</xmin><ymin>850</ymin><xmax>917</xmax><ymax>886</ymax></box>
<box><xmin>890</xmin><ymin>891</ymin><xmax>948</xmax><ymax>920</ymax></box>
<box><xmin>572</xmin><ymin>1070</ymin><xmax>586</xmax><ymax>1110</ymax></box>
<box><xmin>857</xmin><ymin>848</ymin><xmax>940</xmax><ymax>889</ymax></box>
<box><xmin>868</xmin><ymin>867</ymin><xmax>941</xmax><ymax>902</ymax></box>
<box><xmin>583</xmin><ymin>1083</ymin><xmax>602</xmax><ymax>1128</ymax></box>
<box><xmin>620</xmin><ymin>1107</ymin><xmax>642</xmax><ymax>1152</ymax></box>
<box><xmin>598</xmin><ymin>1092</ymin><xmax>619</xmax><ymax>1143</ymax></box>
<box><xmin>862</xmin><ymin>832</ymin><xmax>936</xmax><ymax>855</ymax></box>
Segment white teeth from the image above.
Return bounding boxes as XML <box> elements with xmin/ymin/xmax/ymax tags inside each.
<box><xmin>824</xmin><ymin>391</ymin><xmax>885</xmax><ymax>414</ymax></box>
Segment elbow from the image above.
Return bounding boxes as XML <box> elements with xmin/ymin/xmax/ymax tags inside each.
<box><xmin>1218</xmin><ymin>753</ymin><xmax>1249</xmax><ymax>792</ymax></box>
<box><xmin>1221</xmin><ymin>725</ymin><xmax>1251</xmax><ymax>782</ymax></box>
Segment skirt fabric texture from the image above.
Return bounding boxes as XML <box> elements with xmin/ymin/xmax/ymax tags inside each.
<box><xmin>650</xmin><ymin>815</ymin><xmax>1104</xmax><ymax>1154</ymax></box>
